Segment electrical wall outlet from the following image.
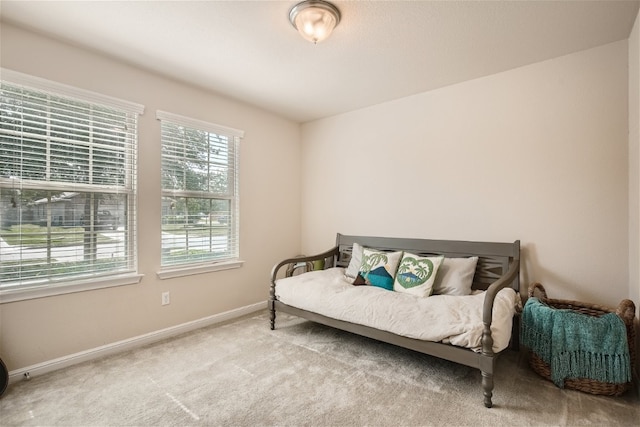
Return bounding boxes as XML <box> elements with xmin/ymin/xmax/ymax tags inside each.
<box><xmin>161</xmin><ymin>291</ymin><xmax>170</xmax><ymax>306</ymax></box>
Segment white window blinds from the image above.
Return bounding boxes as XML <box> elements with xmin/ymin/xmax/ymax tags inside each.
<box><xmin>157</xmin><ymin>111</ymin><xmax>243</xmax><ymax>267</ymax></box>
<box><xmin>0</xmin><ymin>70</ymin><xmax>142</xmax><ymax>293</ymax></box>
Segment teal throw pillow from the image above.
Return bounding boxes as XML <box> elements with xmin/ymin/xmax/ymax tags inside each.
<box><xmin>353</xmin><ymin>249</ymin><xmax>402</xmax><ymax>290</ymax></box>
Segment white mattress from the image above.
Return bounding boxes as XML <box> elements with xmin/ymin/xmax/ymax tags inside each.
<box><xmin>275</xmin><ymin>267</ymin><xmax>517</xmax><ymax>353</ymax></box>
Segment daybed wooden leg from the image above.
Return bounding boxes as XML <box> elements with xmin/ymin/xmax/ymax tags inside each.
<box><xmin>481</xmin><ymin>371</ymin><xmax>493</xmax><ymax>408</ymax></box>
<box><xmin>268</xmin><ymin>285</ymin><xmax>277</xmax><ymax>330</ymax></box>
<box><xmin>269</xmin><ymin>301</ymin><xmax>276</xmax><ymax>330</ymax></box>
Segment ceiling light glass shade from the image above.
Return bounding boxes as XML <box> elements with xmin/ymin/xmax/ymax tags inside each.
<box><xmin>289</xmin><ymin>0</ymin><xmax>341</xmax><ymax>44</ymax></box>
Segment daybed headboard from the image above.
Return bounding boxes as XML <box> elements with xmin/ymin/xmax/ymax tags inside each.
<box><xmin>334</xmin><ymin>233</ymin><xmax>520</xmax><ymax>293</ymax></box>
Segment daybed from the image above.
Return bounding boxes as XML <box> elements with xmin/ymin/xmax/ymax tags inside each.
<box><xmin>269</xmin><ymin>234</ymin><xmax>521</xmax><ymax>408</ymax></box>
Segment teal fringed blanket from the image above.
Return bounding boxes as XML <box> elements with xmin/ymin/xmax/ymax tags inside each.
<box><xmin>521</xmin><ymin>297</ymin><xmax>631</xmax><ymax>387</ymax></box>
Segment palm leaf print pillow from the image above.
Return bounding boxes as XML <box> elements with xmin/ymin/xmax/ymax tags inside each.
<box><xmin>393</xmin><ymin>253</ymin><xmax>444</xmax><ymax>297</ymax></box>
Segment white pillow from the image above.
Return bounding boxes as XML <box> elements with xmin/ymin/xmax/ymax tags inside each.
<box><xmin>432</xmin><ymin>256</ymin><xmax>479</xmax><ymax>296</ymax></box>
<box><xmin>344</xmin><ymin>242</ymin><xmax>364</xmax><ymax>278</ymax></box>
<box><xmin>393</xmin><ymin>252</ymin><xmax>444</xmax><ymax>297</ymax></box>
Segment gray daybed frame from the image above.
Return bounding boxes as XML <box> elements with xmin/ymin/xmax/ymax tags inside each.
<box><xmin>269</xmin><ymin>234</ymin><xmax>521</xmax><ymax>408</ymax></box>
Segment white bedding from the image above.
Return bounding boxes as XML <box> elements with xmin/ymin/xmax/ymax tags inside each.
<box><xmin>275</xmin><ymin>267</ymin><xmax>516</xmax><ymax>353</ymax></box>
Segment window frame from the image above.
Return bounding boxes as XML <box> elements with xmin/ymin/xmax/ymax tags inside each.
<box><xmin>0</xmin><ymin>69</ymin><xmax>144</xmax><ymax>303</ymax></box>
<box><xmin>156</xmin><ymin>110</ymin><xmax>244</xmax><ymax>278</ymax></box>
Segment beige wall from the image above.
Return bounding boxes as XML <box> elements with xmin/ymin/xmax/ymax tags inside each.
<box><xmin>630</xmin><ymin>9</ymin><xmax>640</xmax><ymax>317</ymax></box>
<box><xmin>0</xmin><ymin>24</ymin><xmax>302</xmax><ymax>370</ymax></box>
<box><xmin>1</xmin><ymin>19</ymin><xmax>637</xmax><ymax>374</ymax></box>
<box><xmin>301</xmin><ymin>41</ymin><xmax>629</xmax><ymax>308</ymax></box>
<box><xmin>629</xmin><ymin>9</ymin><xmax>640</xmax><ymax>381</ymax></box>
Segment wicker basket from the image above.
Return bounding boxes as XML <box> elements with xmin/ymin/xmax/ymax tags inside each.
<box><xmin>526</xmin><ymin>282</ymin><xmax>636</xmax><ymax>396</ymax></box>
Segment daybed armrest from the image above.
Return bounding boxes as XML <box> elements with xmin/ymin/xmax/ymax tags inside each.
<box><xmin>270</xmin><ymin>246</ymin><xmax>340</xmax><ymax>285</ymax></box>
<box><xmin>480</xmin><ymin>258</ymin><xmax>520</xmax><ymax>355</ymax></box>
<box><xmin>269</xmin><ymin>247</ymin><xmax>340</xmax><ymax>317</ymax></box>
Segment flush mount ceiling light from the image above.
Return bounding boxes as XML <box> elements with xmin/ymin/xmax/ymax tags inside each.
<box><xmin>289</xmin><ymin>0</ymin><xmax>341</xmax><ymax>44</ymax></box>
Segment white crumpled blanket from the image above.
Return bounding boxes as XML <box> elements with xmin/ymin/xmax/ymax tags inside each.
<box><xmin>275</xmin><ymin>267</ymin><xmax>516</xmax><ymax>353</ymax></box>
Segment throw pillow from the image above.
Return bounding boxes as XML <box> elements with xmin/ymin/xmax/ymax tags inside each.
<box><xmin>432</xmin><ymin>256</ymin><xmax>479</xmax><ymax>296</ymax></box>
<box><xmin>345</xmin><ymin>242</ymin><xmax>364</xmax><ymax>279</ymax></box>
<box><xmin>353</xmin><ymin>249</ymin><xmax>402</xmax><ymax>290</ymax></box>
<box><xmin>393</xmin><ymin>253</ymin><xmax>444</xmax><ymax>297</ymax></box>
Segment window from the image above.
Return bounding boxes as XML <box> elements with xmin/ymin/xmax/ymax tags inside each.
<box><xmin>0</xmin><ymin>70</ymin><xmax>143</xmax><ymax>301</ymax></box>
<box><xmin>157</xmin><ymin>111</ymin><xmax>243</xmax><ymax>273</ymax></box>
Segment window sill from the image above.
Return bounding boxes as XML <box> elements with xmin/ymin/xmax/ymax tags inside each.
<box><xmin>0</xmin><ymin>273</ymin><xmax>144</xmax><ymax>304</ymax></box>
<box><xmin>156</xmin><ymin>260</ymin><xmax>244</xmax><ymax>280</ymax></box>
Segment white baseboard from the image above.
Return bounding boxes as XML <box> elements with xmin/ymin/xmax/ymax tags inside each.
<box><xmin>8</xmin><ymin>301</ymin><xmax>267</xmax><ymax>384</ymax></box>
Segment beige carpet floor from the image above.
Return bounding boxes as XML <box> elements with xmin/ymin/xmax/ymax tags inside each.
<box><xmin>0</xmin><ymin>310</ymin><xmax>638</xmax><ymax>426</ymax></box>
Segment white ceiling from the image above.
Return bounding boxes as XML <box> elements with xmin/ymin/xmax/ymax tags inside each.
<box><xmin>1</xmin><ymin>1</ymin><xmax>639</xmax><ymax>123</ymax></box>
